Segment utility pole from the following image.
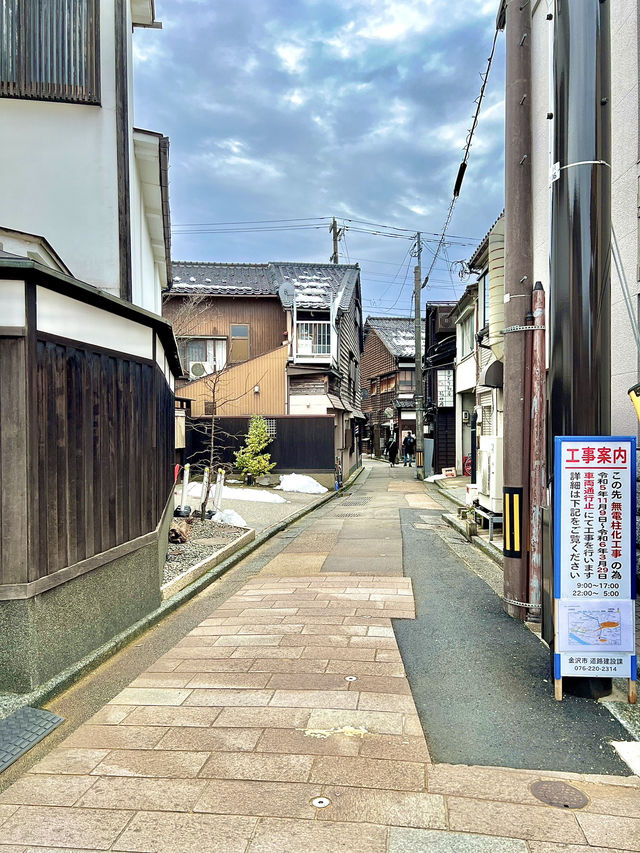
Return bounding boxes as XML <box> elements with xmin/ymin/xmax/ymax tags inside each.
<box><xmin>502</xmin><ymin>0</ymin><xmax>533</xmax><ymax>621</ymax></box>
<box><xmin>330</xmin><ymin>218</ymin><xmax>343</xmax><ymax>264</ymax></box>
<box><xmin>414</xmin><ymin>233</ymin><xmax>424</xmax><ymax>480</ymax></box>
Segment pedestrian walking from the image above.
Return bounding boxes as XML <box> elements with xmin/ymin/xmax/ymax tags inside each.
<box><xmin>402</xmin><ymin>431</ymin><xmax>416</xmax><ymax>466</ymax></box>
<box><xmin>387</xmin><ymin>436</ymin><xmax>398</xmax><ymax>467</ymax></box>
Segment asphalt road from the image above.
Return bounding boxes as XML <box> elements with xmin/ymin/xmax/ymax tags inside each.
<box><xmin>394</xmin><ymin>507</ymin><xmax>632</xmax><ymax>775</ymax></box>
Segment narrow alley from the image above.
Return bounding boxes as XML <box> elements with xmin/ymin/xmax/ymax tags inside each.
<box><xmin>0</xmin><ymin>463</ymin><xmax>639</xmax><ymax>852</ymax></box>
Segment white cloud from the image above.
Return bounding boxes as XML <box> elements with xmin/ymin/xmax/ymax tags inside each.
<box><xmin>275</xmin><ymin>42</ymin><xmax>307</xmax><ymax>73</ymax></box>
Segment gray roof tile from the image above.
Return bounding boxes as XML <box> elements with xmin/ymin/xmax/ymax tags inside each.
<box><xmin>365</xmin><ymin>316</ymin><xmax>425</xmax><ymax>359</ymax></box>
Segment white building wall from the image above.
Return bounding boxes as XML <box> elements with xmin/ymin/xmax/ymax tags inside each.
<box><xmin>0</xmin><ymin>0</ymin><xmax>120</xmax><ymax>296</ymax></box>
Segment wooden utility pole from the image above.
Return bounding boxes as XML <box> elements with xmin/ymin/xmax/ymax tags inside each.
<box><xmin>330</xmin><ymin>218</ymin><xmax>342</xmax><ymax>264</ymax></box>
<box><xmin>414</xmin><ymin>233</ymin><xmax>424</xmax><ymax>479</ymax></box>
<box><xmin>502</xmin><ymin>0</ymin><xmax>533</xmax><ymax>620</ymax></box>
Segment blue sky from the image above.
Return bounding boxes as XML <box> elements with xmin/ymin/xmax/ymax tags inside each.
<box><xmin>133</xmin><ymin>0</ymin><xmax>505</xmax><ymax>317</ymax></box>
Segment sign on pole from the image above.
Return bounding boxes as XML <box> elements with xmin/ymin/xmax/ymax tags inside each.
<box><xmin>554</xmin><ymin>436</ymin><xmax>637</xmax><ymax>702</ymax></box>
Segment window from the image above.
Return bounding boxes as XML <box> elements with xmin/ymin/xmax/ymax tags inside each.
<box><xmin>264</xmin><ymin>418</ymin><xmax>277</xmax><ymax>437</ymax></box>
<box><xmin>482</xmin><ymin>272</ymin><xmax>490</xmax><ymax>328</ymax></box>
<box><xmin>180</xmin><ymin>338</ymin><xmax>227</xmax><ymax>371</ymax></box>
<box><xmin>370</xmin><ymin>378</ymin><xmax>378</xmax><ymax>396</ymax></box>
<box><xmin>397</xmin><ymin>369</ymin><xmax>415</xmax><ymax>392</ymax></box>
<box><xmin>230</xmin><ymin>324</ymin><xmax>249</xmax><ymax>362</ymax></box>
<box><xmin>380</xmin><ymin>374</ymin><xmax>396</xmax><ymax>393</ymax></box>
<box><xmin>1</xmin><ymin>0</ymin><xmax>101</xmax><ymax>104</ymax></box>
<box><xmin>459</xmin><ymin>314</ymin><xmax>474</xmax><ymax>358</ymax></box>
<box><xmin>296</xmin><ymin>321</ymin><xmax>330</xmax><ymax>356</ymax></box>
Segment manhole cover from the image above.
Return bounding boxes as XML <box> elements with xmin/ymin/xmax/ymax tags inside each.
<box><xmin>0</xmin><ymin>706</ymin><xmax>64</xmax><ymax>773</ymax></box>
<box><xmin>530</xmin><ymin>780</ymin><xmax>589</xmax><ymax>809</ymax></box>
<box><xmin>311</xmin><ymin>796</ymin><xmax>331</xmax><ymax>808</ymax></box>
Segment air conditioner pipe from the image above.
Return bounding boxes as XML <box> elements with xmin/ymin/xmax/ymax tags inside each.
<box><xmin>470</xmin><ymin>411</ymin><xmax>477</xmax><ymax>484</ymax></box>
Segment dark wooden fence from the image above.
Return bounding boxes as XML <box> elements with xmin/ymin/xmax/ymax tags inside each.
<box><xmin>185</xmin><ymin>415</ymin><xmax>335</xmax><ymax>472</ymax></box>
<box><xmin>33</xmin><ymin>339</ymin><xmax>174</xmax><ymax>577</ymax></box>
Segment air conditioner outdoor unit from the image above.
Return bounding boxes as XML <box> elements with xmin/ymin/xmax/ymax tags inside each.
<box><xmin>189</xmin><ymin>361</ymin><xmax>215</xmax><ymax>380</ymax></box>
<box><xmin>462</xmin><ymin>410</ymin><xmax>470</xmax><ymax>423</ymax></box>
<box><xmin>477</xmin><ymin>436</ymin><xmax>503</xmax><ymax>514</ymax></box>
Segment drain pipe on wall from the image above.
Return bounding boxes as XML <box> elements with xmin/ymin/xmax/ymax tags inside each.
<box><xmin>528</xmin><ymin>282</ymin><xmax>546</xmax><ymax>621</ymax></box>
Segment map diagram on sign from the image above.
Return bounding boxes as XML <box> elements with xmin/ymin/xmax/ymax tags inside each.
<box><xmin>567</xmin><ymin>608</ymin><xmax>622</xmax><ymax>649</ymax></box>
<box><xmin>558</xmin><ymin>600</ymin><xmax>635</xmax><ymax>653</ymax></box>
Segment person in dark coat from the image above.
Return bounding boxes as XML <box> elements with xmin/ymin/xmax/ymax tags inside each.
<box><xmin>387</xmin><ymin>436</ymin><xmax>398</xmax><ymax>467</ymax></box>
<box><xmin>402</xmin><ymin>431</ymin><xmax>416</xmax><ymax>466</ymax></box>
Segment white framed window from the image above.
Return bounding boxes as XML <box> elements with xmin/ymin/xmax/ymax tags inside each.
<box><xmin>180</xmin><ymin>337</ymin><xmax>227</xmax><ymax>370</ymax></box>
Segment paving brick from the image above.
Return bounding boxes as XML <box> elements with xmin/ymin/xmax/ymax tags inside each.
<box><xmin>120</xmin><ymin>706</ymin><xmax>221</xmax><ymax>728</ymax></box>
<box><xmin>265</xmin><ymin>673</ymin><xmax>347</xmax><ymax>690</ymax></box>
<box><xmin>214</xmin><ymin>635</ymin><xmax>283</xmax><ymax>647</ymax></box>
<box><xmin>249</xmin><ymin>659</ymin><xmax>329</xmax><ymax>674</ymax></box>
<box><xmin>269</xmin><ymin>690</ymin><xmax>358</xmax><ymax>710</ymax></box>
<box><xmin>108</xmin><ymin>687</ymin><xmax>192</xmax><ymax>706</ymax></box>
<box><xmin>213</xmin><ymin>707</ymin><xmax>312</xmax><ymax>729</ymax></box>
<box><xmin>310</xmin><ymin>755</ymin><xmax>426</xmax><ymax>791</ymax></box>
<box><xmin>246</xmin><ymin>817</ymin><xmax>388</xmax><ymax>853</ymax></box>
<box><xmin>447</xmin><ymin>796</ymin><xmax>586</xmax><ymax>844</ymax></box>
<box><xmin>199</xmin><ymin>751</ymin><xmax>314</xmax><ymax>783</ymax></box>
<box><xmin>174</xmin><ymin>659</ymin><xmax>254</xmax><ymax>672</ymax></box>
<box><xmin>86</xmin><ymin>706</ymin><xmax>134</xmax><ymax>725</ymax></box>
<box><xmin>28</xmin><ymin>749</ymin><xmax>110</xmax><ymax>776</ymax></box>
<box><xmin>163</xmin><ymin>646</ymin><xmax>236</xmax><ymax>659</ymax></box>
<box><xmin>300</xmin><ymin>646</ymin><xmax>376</xmax><ymax>661</ymax></box>
<box><xmin>359</xmin><ymin>734</ymin><xmax>431</xmax><ymax>763</ymax></box>
<box><xmin>325</xmin><ymin>660</ymin><xmax>405</xmax><ymax>677</ymax></box>
<box><xmin>389</xmin><ymin>827</ymin><xmax>528</xmax><ymax>852</ymax></box>
<box><xmin>231</xmin><ymin>647</ymin><xmax>304</xmax><ymax>659</ymax></box>
<box><xmin>0</xmin><ymin>775</ymin><xmax>96</xmax><ymax>807</ymax></box>
<box><xmin>59</xmin><ymin>724</ymin><xmax>167</xmax><ymax>751</ymax></box>
<box><xmin>183</xmin><ymin>673</ymin><xmax>271</xmax><ymax>689</ymax></box>
<box><xmin>306</xmin><ymin>708</ymin><xmax>405</xmax><ymax>735</ymax></box>
<box><xmin>577</xmin><ymin>812</ymin><xmax>640</xmax><ymax>850</ymax></box>
<box><xmin>92</xmin><ymin>749</ymin><xmax>210</xmax><ymax>779</ymax></box>
<box><xmin>113</xmin><ymin>811</ymin><xmax>257</xmax><ymax>852</ymax></box>
<box><xmin>346</xmin><ymin>675</ymin><xmax>410</xmax><ymax>694</ymax></box>
<box><xmin>318</xmin><ymin>785</ymin><xmax>446</xmax><ymax>829</ymax></box>
<box><xmin>194</xmin><ymin>780</ymin><xmax>319</xmax><ymax>819</ymax></box>
<box><xmin>75</xmin><ymin>777</ymin><xmax>207</xmax><ymax>812</ymax></box>
<box><xmin>144</xmin><ymin>658</ymin><xmax>181</xmax><ymax>672</ymax></box>
<box><xmin>256</xmin><ymin>727</ymin><xmax>361</xmax><ymax>757</ymax></box>
<box><xmin>182</xmin><ymin>688</ymin><xmax>274</xmax><ymax>707</ymax></box>
<box><xmin>0</xmin><ymin>804</ymin><xmax>18</xmax><ymax>823</ymax></box>
<box><xmin>357</xmin><ymin>692</ymin><xmax>416</xmax><ymax>713</ymax></box>
<box><xmin>129</xmin><ymin>672</ymin><xmax>194</xmax><ymax>688</ymax></box>
<box><xmin>279</xmin><ymin>634</ymin><xmax>349</xmax><ymax>647</ymax></box>
<box><xmin>0</xmin><ymin>805</ymin><xmax>132</xmax><ymax>849</ymax></box>
<box><xmin>155</xmin><ymin>727</ymin><xmax>262</xmax><ymax>752</ymax></box>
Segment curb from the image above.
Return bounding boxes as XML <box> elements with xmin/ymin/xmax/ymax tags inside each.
<box><xmin>442</xmin><ymin>512</ymin><xmax>504</xmax><ymax>567</ymax></box>
<box><xmin>0</xmin><ymin>466</ymin><xmax>366</xmax><ymax>719</ymax></box>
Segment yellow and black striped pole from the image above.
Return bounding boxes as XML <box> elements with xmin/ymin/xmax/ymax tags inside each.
<box><xmin>503</xmin><ymin>486</ymin><xmax>523</xmax><ymax>558</ymax></box>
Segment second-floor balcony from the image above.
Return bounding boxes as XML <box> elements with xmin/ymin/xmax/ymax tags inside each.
<box><xmin>294</xmin><ymin>321</ymin><xmax>332</xmax><ymax>362</ymax></box>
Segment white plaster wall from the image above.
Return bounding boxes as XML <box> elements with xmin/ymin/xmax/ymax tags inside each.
<box><xmin>289</xmin><ymin>394</ymin><xmax>330</xmax><ymax>415</ymax></box>
<box><xmin>610</xmin><ymin>0</ymin><xmax>639</xmax><ymax>437</ymax></box>
<box><xmin>456</xmin><ymin>354</ymin><xmax>476</xmax><ymax>394</ymax></box>
<box><xmin>130</xmin><ymin>155</ymin><xmax>159</xmax><ymax>314</ymax></box>
<box><xmin>0</xmin><ymin>0</ymin><xmax>119</xmax><ymax>295</ymax></box>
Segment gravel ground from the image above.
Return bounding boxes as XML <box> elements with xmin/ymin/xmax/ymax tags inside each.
<box><xmin>163</xmin><ymin>519</ymin><xmax>247</xmax><ymax>586</ymax></box>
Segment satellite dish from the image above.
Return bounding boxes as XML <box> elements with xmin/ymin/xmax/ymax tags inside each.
<box><xmin>278</xmin><ymin>281</ymin><xmax>295</xmax><ymax>305</ymax></box>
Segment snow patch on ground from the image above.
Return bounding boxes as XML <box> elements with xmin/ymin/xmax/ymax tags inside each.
<box><xmin>276</xmin><ymin>473</ymin><xmax>328</xmax><ymax>494</ymax></box>
<box><xmin>222</xmin><ymin>486</ymin><xmax>287</xmax><ymax>504</ymax></box>
<box><xmin>212</xmin><ymin>508</ymin><xmax>248</xmax><ymax>528</ymax></box>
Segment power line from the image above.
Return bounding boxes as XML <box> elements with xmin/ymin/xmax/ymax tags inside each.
<box><xmin>422</xmin><ymin>27</ymin><xmax>500</xmax><ymax>290</ymax></box>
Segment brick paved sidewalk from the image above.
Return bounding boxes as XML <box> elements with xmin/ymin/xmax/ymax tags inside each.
<box><xmin>1</xmin><ymin>466</ymin><xmax>639</xmax><ymax>851</ymax></box>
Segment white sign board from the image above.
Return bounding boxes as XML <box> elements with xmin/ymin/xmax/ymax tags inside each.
<box><xmin>437</xmin><ymin>369</ymin><xmax>454</xmax><ymax>408</ymax></box>
<box><xmin>554</xmin><ymin>436</ymin><xmax>637</xmax><ymax>680</ymax></box>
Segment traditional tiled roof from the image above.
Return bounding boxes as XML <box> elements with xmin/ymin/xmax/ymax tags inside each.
<box><xmin>170</xmin><ymin>262</ymin><xmax>274</xmax><ymax>296</ymax></box>
<box><xmin>169</xmin><ymin>261</ymin><xmax>360</xmax><ymax>314</ymax></box>
<box><xmin>365</xmin><ymin>317</ymin><xmax>425</xmax><ymax>359</ymax></box>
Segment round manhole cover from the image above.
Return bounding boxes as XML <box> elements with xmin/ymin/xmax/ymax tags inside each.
<box><xmin>530</xmin><ymin>780</ymin><xmax>589</xmax><ymax>809</ymax></box>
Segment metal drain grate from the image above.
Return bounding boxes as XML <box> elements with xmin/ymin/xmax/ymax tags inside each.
<box><xmin>0</xmin><ymin>706</ymin><xmax>64</xmax><ymax>773</ymax></box>
<box><xmin>341</xmin><ymin>497</ymin><xmax>371</xmax><ymax>506</ymax></box>
<box><xmin>530</xmin><ymin>780</ymin><xmax>589</xmax><ymax>809</ymax></box>
<box><xmin>335</xmin><ymin>512</ymin><xmax>365</xmax><ymax>518</ymax></box>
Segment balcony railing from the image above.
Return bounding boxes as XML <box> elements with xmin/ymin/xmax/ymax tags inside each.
<box><xmin>295</xmin><ymin>321</ymin><xmax>331</xmax><ymax>360</ymax></box>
